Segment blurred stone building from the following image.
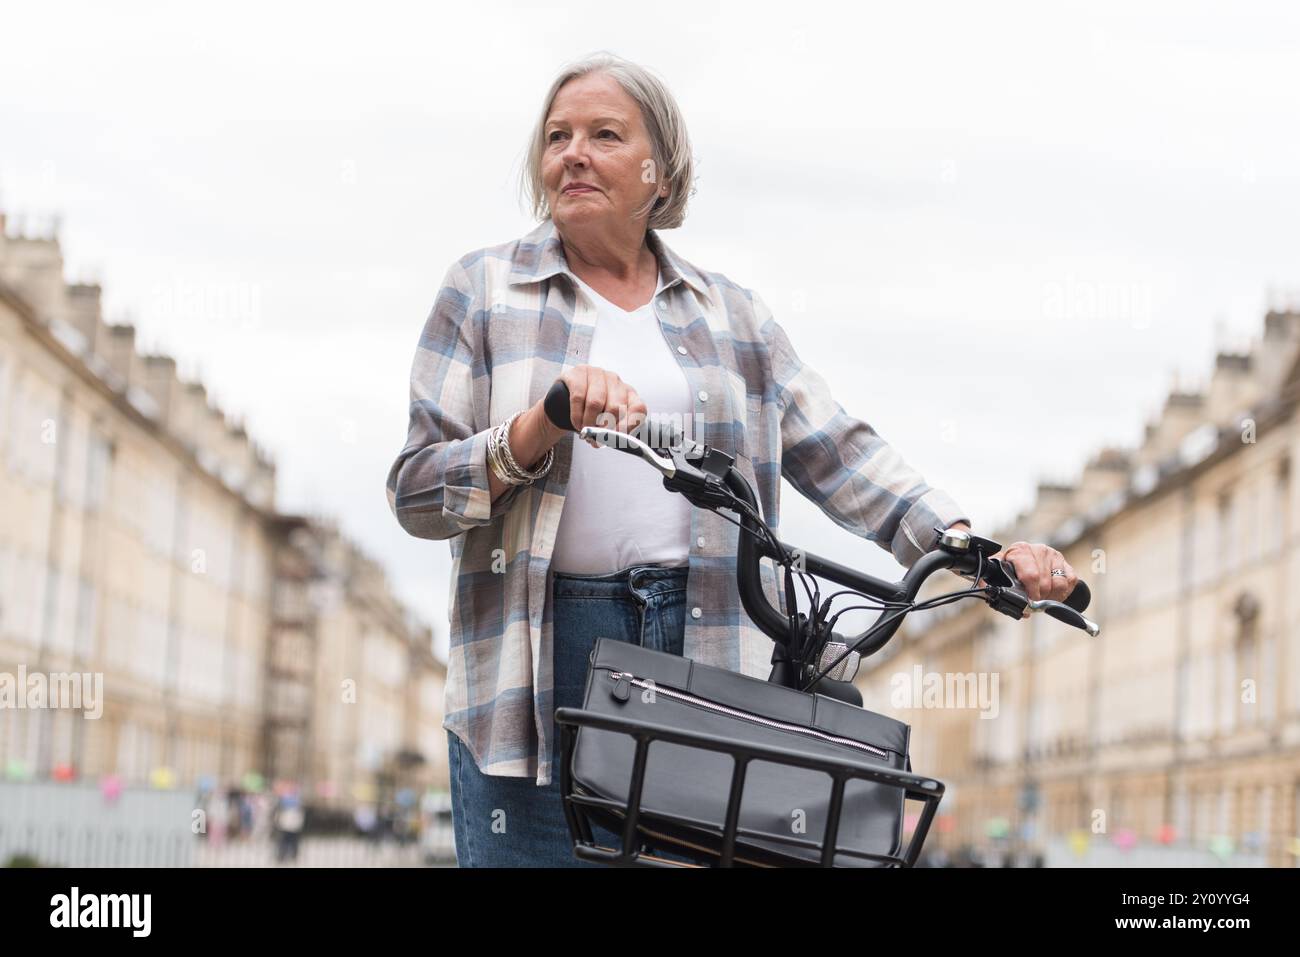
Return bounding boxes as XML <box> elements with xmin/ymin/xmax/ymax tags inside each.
<box><xmin>862</xmin><ymin>308</ymin><xmax>1300</xmax><ymax>866</ymax></box>
<box><xmin>0</xmin><ymin>213</ymin><xmax>448</xmax><ymax>816</ymax></box>
<box><xmin>262</xmin><ymin>514</ymin><xmax>448</xmax><ymax>812</ymax></box>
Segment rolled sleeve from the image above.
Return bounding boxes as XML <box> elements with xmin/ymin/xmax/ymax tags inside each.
<box><xmin>440</xmin><ymin>427</ymin><xmax>526</xmax><ymax>528</ymax></box>
<box><xmin>893</xmin><ymin>487</ymin><xmax>971</xmax><ymax>570</ymax></box>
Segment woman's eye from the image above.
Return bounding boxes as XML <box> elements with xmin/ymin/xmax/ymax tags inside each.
<box><xmin>547</xmin><ymin>129</ymin><xmax>616</xmax><ymax>143</ymax></box>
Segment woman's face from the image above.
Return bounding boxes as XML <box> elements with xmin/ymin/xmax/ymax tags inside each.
<box><xmin>542</xmin><ymin>72</ymin><xmax>663</xmax><ymax>234</ymax></box>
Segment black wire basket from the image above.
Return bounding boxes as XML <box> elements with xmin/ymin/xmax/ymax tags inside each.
<box><xmin>556</xmin><ymin>706</ymin><xmax>945</xmax><ymax>868</ymax></box>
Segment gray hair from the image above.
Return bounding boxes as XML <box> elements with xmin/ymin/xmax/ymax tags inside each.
<box><xmin>518</xmin><ymin>51</ymin><xmax>697</xmax><ymax>229</ymax></box>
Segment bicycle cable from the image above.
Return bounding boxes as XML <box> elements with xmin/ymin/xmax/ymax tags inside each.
<box><xmin>805</xmin><ymin>547</ymin><xmax>990</xmax><ymax>677</ymax></box>
<box><xmin>803</xmin><ymin>553</ymin><xmax>993</xmax><ymax>690</ymax></box>
<box><xmin>682</xmin><ymin>485</ymin><xmax>824</xmax><ymax>664</ymax></box>
<box><xmin>700</xmin><ymin>488</ymin><xmax>820</xmax><ymax>611</ymax></box>
<box><xmin>667</xmin><ymin>462</ymin><xmax>1000</xmax><ymax>685</ymax></box>
<box><xmin>803</xmin><ymin>583</ymin><xmax>997</xmax><ymax>691</ymax></box>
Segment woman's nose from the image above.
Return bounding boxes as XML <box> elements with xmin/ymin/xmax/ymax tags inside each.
<box><xmin>561</xmin><ymin>132</ymin><xmax>589</xmax><ymax>164</ymax></box>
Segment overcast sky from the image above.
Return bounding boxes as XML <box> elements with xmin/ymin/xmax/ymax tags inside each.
<box><xmin>4</xmin><ymin>2</ymin><xmax>1299</xmax><ymax>656</ymax></box>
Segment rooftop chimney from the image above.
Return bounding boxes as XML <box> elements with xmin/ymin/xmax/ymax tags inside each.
<box><xmin>140</xmin><ymin>355</ymin><xmax>183</xmax><ymax>424</ymax></box>
<box><xmin>103</xmin><ymin>324</ymin><xmax>142</xmax><ymax>389</ymax></box>
<box><xmin>246</xmin><ymin>443</ymin><xmax>276</xmax><ymax>509</ymax></box>
<box><xmin>64</xmin><ymin>283</ymin><xmax>103</xmax><ymax>351</ymax></box>
<box><xmin>173</xmin><ymin>381</ymin><xmax>211</xmax><ymax>454</ymax></box>
<box><xmin>0</xmin><ymin>229</ymin><xmax>65</xmax><ymax>322</ymax></box>
<box><xmin>1074</xmin><ymin>446</ymin><xmax>1132</xmax><ymax>516</ymax></box>
<box><xmin>1137</xmin><ymin>389</ymin><xmax>1207</xmax><ymax>470</ymax></box>
<box><xmin>1256</xmin><ymin>310</ymin><xmax>1300</xmax><ymax>396</ymax></box>
<box><xmin>1203</xmin><ymin>351</ymin><xmax>1261</xmax><ymax>429</ymax></box>
<box><xmin>1022</xmin><ymin>481</ymin><xmax>1078</xmax><ymax>542</ymax></box>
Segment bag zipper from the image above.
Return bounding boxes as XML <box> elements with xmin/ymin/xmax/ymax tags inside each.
<box><xmin>607</xmin><ymin>671</ymin><xmax>890</xmax><ymax>759</ymax></box>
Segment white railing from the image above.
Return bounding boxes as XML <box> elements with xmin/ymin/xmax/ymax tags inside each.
<box><xmin>0</xmin><ymin>781</ymin><xmax>457</xmax><ymax>867</ymax></box>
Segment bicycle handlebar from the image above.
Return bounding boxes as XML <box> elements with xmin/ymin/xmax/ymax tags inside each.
<box><xmin>540</xmin><ymin>380</ymin><xmax>1099</xmax><ymax>694</ymax></box>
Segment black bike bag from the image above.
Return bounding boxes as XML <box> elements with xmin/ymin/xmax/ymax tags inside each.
<box><xmin>569</xmin><ymin>638</ymin><xmax>914</xmax><ymax>867</ymax></box>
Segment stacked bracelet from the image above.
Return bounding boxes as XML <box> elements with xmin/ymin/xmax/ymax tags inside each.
<box><xmin>487</xmin><ymin>410</ymin><xmax>554</xmax><ymax>486</ymax></box>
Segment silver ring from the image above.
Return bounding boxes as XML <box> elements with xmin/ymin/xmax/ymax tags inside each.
<box><xmin>1051</xmin><ymin>568</ymin><xmax>1067</xmax><ymax>578</ymax></box>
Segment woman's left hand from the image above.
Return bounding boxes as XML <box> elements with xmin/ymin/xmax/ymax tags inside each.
<box><xmin>991</xmin><ymin>540</ymin><xmax>1078</xmax><ymax>607</ymax></box>
<box><xmin>948</xmin><ymin>522</ymin><xmax>1078</xmax><ymax>616</ymax></box>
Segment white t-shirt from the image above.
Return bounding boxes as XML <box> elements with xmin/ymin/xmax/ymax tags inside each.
<box><xmin>549</xmin><ymin>269</ymin><xmax>695</xmax><ymax>575</ymax></box>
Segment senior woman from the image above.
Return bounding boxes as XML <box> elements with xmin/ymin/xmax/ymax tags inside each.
<box><xmin>387</xmin><ymin>52</ymin><xmax>1079</xmax><ymax>868</ymax></box>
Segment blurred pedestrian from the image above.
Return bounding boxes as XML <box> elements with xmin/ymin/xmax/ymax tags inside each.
<box><xmin>274</xmin><ymin>795</ymin><xmax>305</xmax><ymax>863</ymax></box>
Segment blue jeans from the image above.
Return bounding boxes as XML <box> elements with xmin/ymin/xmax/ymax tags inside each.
<box><xmin>447</xmin><ymin>562</ymin><xmax>693</xmax><ymax>867</ymax></box>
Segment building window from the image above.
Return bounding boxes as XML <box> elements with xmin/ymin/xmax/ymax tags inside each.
<box><xmin>1293</xmin><ymin>783</ymin><xmax>1300</xmax><ymax>868</ymax></box>
<box><xmin>1217</xmin><ymin>786</ymin><xmax>1234</xmax><ymax>842</ymax></box>
<box><xmin>1217</xmin><ymin>490</ymin><xmax>1236</xmax><ymax>575</ymax></box>
<box><xmin>1234</xmin><ymin>592</ymin><xmax>1261</xmax><ymax>731</ymax></box>
<box><xmin>1270</xmin><ymin>458</ymin><xmax>1291</xmax><ymax>557</ymax></box>
<box><xmin>85</xmin><ymin>430</ymin><xmax>111</xmax><ymax>511</ymax></box>
<box><xmin>1252</xmin><ymin>786</ymin><xmax>1273</xmax><ymax>856</ymax></box>
<box><xmin>1172</xmin><ymin>783</ymin><xmax>1189</xmax><ymax>843</ymax></box>
<box><xmin>1192</xmin><ymin>788</ymin><xmax>1211</xmax><ymax>844</ymax></box>
<box><xmin>1176</xmin><ymin>656</ymin><xmax>1192</xmax><ymax>739</ymax></box>
<box><xmin>0</xmin><ymin>353</ymin><xmax>11</xmax><ymax>449</ymax></box>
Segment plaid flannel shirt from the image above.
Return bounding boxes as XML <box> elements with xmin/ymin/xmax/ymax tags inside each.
<box><xmin>387</xmin><ymin>218</ymin><xmax>970</xmax><ymax>785</ymax></box>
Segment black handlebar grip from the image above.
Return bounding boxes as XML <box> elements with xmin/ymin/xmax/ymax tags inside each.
<box><xmin>1064</xmin><ymin>580</ymin><xmax>1091</xmax><ymax>613</ymax></box>
<box><xmin>544</xmin><ymin>380</ymin><xmax>576</xmax><ymax>433</ymax></box>
<box><xmin>542</xmin><ymin>377</ymin><xmax>686</xmax><ymax>453</ymax></box>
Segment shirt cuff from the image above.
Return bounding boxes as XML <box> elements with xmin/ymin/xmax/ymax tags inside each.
<box><xmin>442</xmin><ymin>427</ymin><xmax>529</xmax><ymax>530</ymax></box>
<box><xmin>893</xmin><ymin>488</ymin><xmax>971</xmax><ymax>569</ymax></box>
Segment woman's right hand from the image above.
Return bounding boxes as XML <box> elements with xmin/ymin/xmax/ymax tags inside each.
<box><xmin>535</xmin><ymin>365</ymin><xmax>648</xmax><ymax>449</ymax></box>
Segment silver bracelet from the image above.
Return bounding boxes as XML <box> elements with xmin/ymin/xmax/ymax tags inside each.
<box><xmin>487</xmin><ymin>416</ymin><xmax>526</xmax><ymax>486</ymax></box>
<box><xmin>488</xmin><ymin>411</ymin><xmax>553</xmax><ymax>486</ymax></box>
<box><xmin>487</xmin><ymin>426</ymin><xmax>526</xmax><ymax>486</ymax></box>
<box><xmin>502</xmin><ymin>414</ymin><xmax>554</xmax><ymax>481</ymax></box>
<box><xmin>501</xmin><ymin>417</ymin><xmax>554</xmax><ymax>482</ymax></box>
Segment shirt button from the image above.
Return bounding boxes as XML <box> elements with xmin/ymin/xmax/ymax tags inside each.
<box><xmin>697</xmin><ymin>390</ymin><xmax>708</xmax><ymax>402</ymax></box>
<box><xmin>691</xmin><ymin>607</ymin><xmax>702</xmax><ymax>619</ymax></box>
<box><xmin>677</xmin><ymin>345</ymin><xmax>687</xmax><ymax>355</ymax></box>
<box><xmin>696</xmin><ymin>536</ymin><xmax>706</xmax><ymax>547</ymax></box>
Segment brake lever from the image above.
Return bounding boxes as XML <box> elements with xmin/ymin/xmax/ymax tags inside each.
<box><xmin>1026</xmin><ymin>597</ymin><xmax>1102</xmax><ymax>637</ymax></box>
<box><xmin>985</xmin><ymin>557</ymin><xmax>1101</xmax><ymax>637</ymax></box>
<box><xmin>577</xmin><ymin>425</ymin><xmax>739</xmax><ymax>513</ymax></box>
<box><xmin>578</xmin><ymin>426</ymin><xmax>677</xmax><ymax>475</ymax></box>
